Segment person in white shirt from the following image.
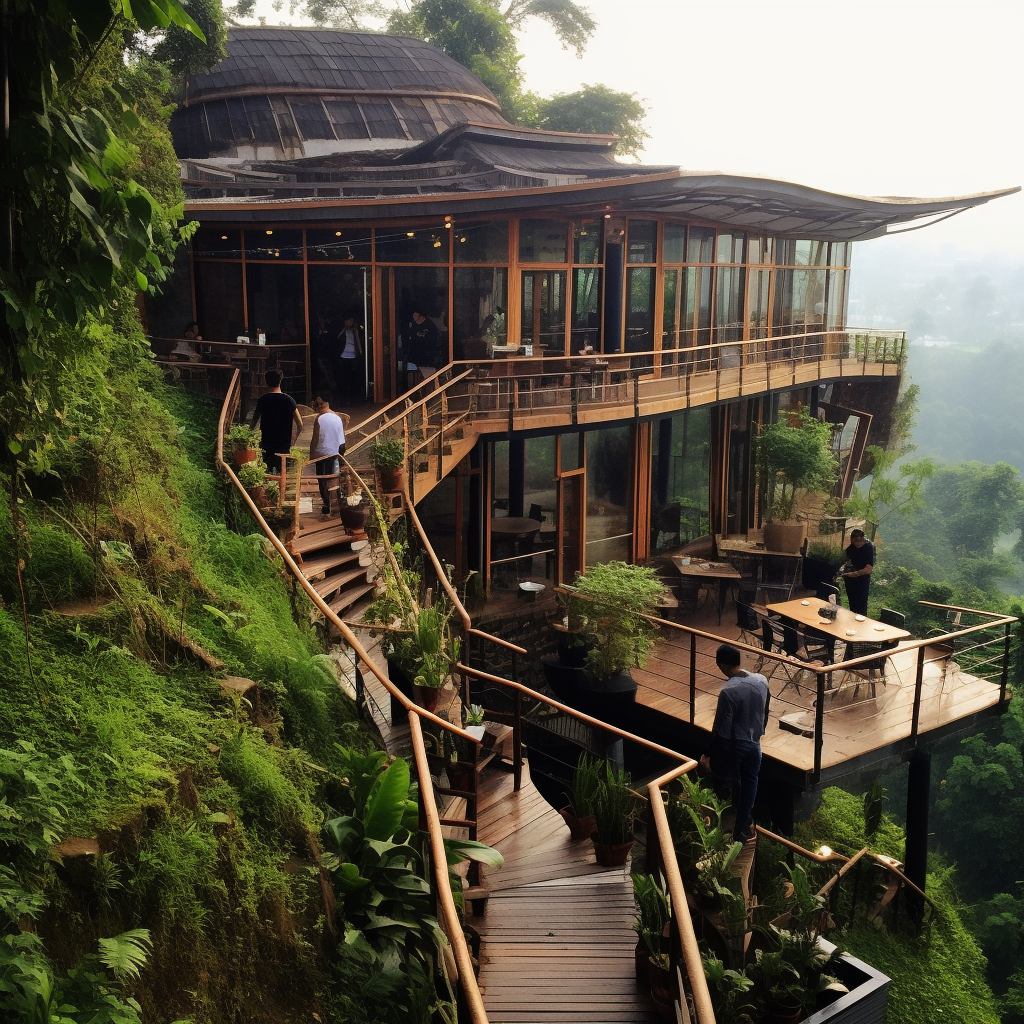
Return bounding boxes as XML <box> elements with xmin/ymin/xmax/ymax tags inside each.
<box><xmin>309</xmin><ymin>391</ymin><xmax>347</xmax><ymax>515</ymax></box>
<box><xmin>337</xmin><ymin>316</ymin><xmax>364</xmax><ymax>403</ymax></box>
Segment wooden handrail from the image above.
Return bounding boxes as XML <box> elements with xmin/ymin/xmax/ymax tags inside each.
<box><xmin>215</xmin><ymin>371</ymin><xmax>488</xmax><ymax>1021</ymax></box>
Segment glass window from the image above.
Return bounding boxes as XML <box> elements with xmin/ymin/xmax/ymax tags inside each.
<box><xmin>687</xmin><ymin>226</ymin><xmax>715</xmax><ymax>263</ymax></box>
<box><xmin>520</xmin><ymin>270</ymin><xmax>566</xmax><ymax>350</ymax></box>
<box><xmin>662</xmin><ymin>269</ymin><xmax>681</xmax><ymax>351</ymax></box>
<box><xmin>245</xmin><ymin>263</ymin><xmax>306</xmax><ymax>344</ymax></box>
<box><xmin>454</xmin><ymin>221</ymin><xmax>509</xmax><ymax>263</ymax></box>
<box><xmin>686</xmin><ymin>266</ymin><xmax>713</xmax><ymax>346</ymax></box>
<box><xmin>195</xmin><ymin>261</ymin><xmax>243</xmax><ymax>341</ymax></box>
<box><xmin>829</xmin><ymin>241</ymin><xmax>851</xmax><ymax>267</ymax></box>
<box><xmin>626</xmin><ymin>267</ymin><xmax>656</xmax><ymax>355</ymax></box>
<box><xmin>715</xmin><ymin>264</ymin><xmax>745</xmax><ymax>342</ymax></box>
<box><xmin>825</xmin><ymin>268</ymin><xmax>847</xmax><ymax>329</ymax></box>
<box><xmin>560</xmin><ymin>432</ymin><xmax>583</xmax><ymax>472</ymax></box>
<box><xmin>324</xmin><ymin>100</ymin><xmax>369</xmax><ymax>140</ymax></box>
<box><xmin>573</xmin><ymin>219</ymin><xmax>603</xmax><ymax>264</ymax></box>
<box><xmin>716</xmin><ymin>232</ymin><xmax>745</xmax><ymax>264</ymax></box>
<box><xmin>649</xmin><ymin>410</ymin><xmax>711</xmax><ymax>553</ymax></box>
<box><xmin>192</xmin><ymin>227</ymin><xmax>241</xmax><ymax>257</ymax></box>
<box><xmin>570</xmin><ymin>268</ymin><xmax>601</xmax><ymax>354</ymax></box>
<box><xmin>454</xmin><ymin>268</ymin><xmax>507</xmax><ymax>356</ymax></box>
<box><xmin>519</xmin><ymin>219</ymin><xmax>568</xmax><ymax>263</ymax></box>
<box><xmin>664</xmin><ymin>223</ymin><xmax>686</xmax><ymax>264</ymax></box>
<box><xmin>746</xmin><ymin>269</ymin><xmax>771</xmax><ymax>340</ymax></box>
<box><xmin>359</xmin><ymin>99</ymin><xmax>404</xmax><ymax>138</ymax></box>
<box><xmin>585</xmin><ymin>425</ymin><xmax>632</xmax><ymax>565</ymax></box>
<box><xmin>393</xmin><ymin>98</ymin><xmax>434</xmax><ymax>141</ymax></box>
<box><xmin>243</xmin><ymin>96</ymin><xmax>279</xmax><ymax>145</ymax></box>
<box><xmin>290</xmin><ymin>99</ymin><xmax>332</xmax><ymax>140</ymax></box>
<box><xmin>627</xmin><ymin>220</ymin><xmax>657</xmax><ymax>264</ymax></box>
<box><xmin>375</xmin><ymin>225</ymin><xmax>449</xmax><ymax>263</ymax></box>
<box><xmin>243</xmin><ymin>229</ymin><xmax>303</xmax><ymax>260</ymax></box>
<box><xmin>306</xmin><ymin>228</ymin><xmax>372</xmax><ymax>263</ymax></box>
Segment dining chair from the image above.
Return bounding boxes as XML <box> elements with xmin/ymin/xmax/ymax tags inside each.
<box><xmin>836</xmin><ymin>639</ymin><xmax>899</xmax><ymax>699</ymax></box>
<box><xmin>760</xmin><ymin>617</ymin><xmax>806</xmax><ymax>695</ymax></box>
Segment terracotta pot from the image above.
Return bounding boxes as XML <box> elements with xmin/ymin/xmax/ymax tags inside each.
<box><xmin>379</xmin><ymin>466</ymin><xmax>404</xmax><ymax>492</ymax></box>
<box><xmin>414</xmin><ymin>683</ymin><xmax>441</xmax><ymax>712</ymax></box>
<box><xmin>245</xmin><ymin>485</ymin><xmax>267</xmax><ymax>508</ymax></box>
<box><xmin>233</xmin><ymin>446</ymin><xmax>259</xmax><ymax>466</ymax></box>
<box><xmin>592</xmin><ymin>837</ymin><xmax>634</xmax><ymax>867</ymax></box>
<box><xmin>559</xmin><ymin>806</ymin><xmax>597</xmax><ymax>842</ymax></box>
<box><xmin>339</xmin><ymin>504</ymin><xmax>367</xmax><ymax>530</ymax></box>
<box><xmin>763</xmin><ymin>520</ymin><xmax>806</xmax><ymax>554</ymax></box>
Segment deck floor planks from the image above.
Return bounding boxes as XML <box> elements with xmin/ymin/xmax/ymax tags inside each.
<box><xmin>474</xmin><ymin>765</ymin><xmax>659</xmax><ymax>1023</ymax></box>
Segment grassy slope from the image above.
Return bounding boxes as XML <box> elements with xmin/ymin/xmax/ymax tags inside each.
<box><xmin>0</xmin><ymin>320</ymin><xmax>378</xmax><ymax>1023</ymax></box>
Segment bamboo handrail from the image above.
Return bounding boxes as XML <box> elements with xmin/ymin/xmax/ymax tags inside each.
<box><xmin>409</xmin><ymin>715</ymin><xmax>488</xmax><ymax>1024</ymax></box>
<box><xmin>215</xmin><ymin>371</ymin><xmax>488</xmax><ymax>1022</ymax></box>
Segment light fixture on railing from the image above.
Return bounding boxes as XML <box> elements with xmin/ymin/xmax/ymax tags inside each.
<box><xmin>266</xmin><ymin>229</ymin><xmax>273</xmax><ymax>235</ymax></box>
<box><xmin>335</xmin><ymin>230</ymin><xmax>342</xmax><ymax>237</ymax></box>
<box><xmin>406</xmin><ymin>231</ymin><xmax>415</xmax><ymax>238</ymax></box>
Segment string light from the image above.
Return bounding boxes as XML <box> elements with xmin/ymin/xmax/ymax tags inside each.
<box><xmin>266</xmin><ymin>229</ymin><xmax>274</xmax><ymax>235</ymax></box>
<box><xmin>335</xmin><ymin>230</ymin><xmax>342</xmax><ymax>237</ymax></box>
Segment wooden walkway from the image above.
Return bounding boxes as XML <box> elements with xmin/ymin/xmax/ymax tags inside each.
<box><xmin>474</xmin><ymin>765</ymin><xmax>659</xmax><ymax>1023</ymax></box>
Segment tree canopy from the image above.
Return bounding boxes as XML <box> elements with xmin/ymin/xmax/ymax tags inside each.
<box><xmin>534</xmin><ymin>83</ymin><xmax>648</xmax><ymax>156</ymax></box>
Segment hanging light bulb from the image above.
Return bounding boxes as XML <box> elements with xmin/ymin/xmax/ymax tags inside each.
<box><xmin>266</xmin><ymin>229</ymin><xmax>274</xmax><ymax>235</ymax></box>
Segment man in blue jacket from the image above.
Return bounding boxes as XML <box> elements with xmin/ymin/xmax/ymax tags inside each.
<box><xmin>700</xmin><ymin>644</ymin><xmax>771</xmax><ymax>843</ymax></box>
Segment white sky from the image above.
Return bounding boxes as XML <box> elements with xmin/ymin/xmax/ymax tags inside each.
<box><xmin>513</xmin><ymin>0</ymin><xmax>1023</xmax><ymax>255</ymax></box>
<box><xmin>248</xmin><ymin>0</ymin><xmax>1023</xmax><ymax>255</ymax></box>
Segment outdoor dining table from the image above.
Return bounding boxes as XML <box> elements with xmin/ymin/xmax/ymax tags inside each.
<box><xmin>765</xmin><ymin>597</ymin><xmax>911</xmax><ymax>645</ymax></box>
<box><xmin>671</xmin><ymin>556</ymin><xmax>742</xmax><ymax>624</ymax></box>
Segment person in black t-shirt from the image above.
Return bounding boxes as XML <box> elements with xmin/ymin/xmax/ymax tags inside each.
<box><xmin>840</xmin><ymin>529</ymin><xmax>875</xmax><ymax>615</ymax></box>
<box><xmin>250</xmin><ymin>369</ymin><xmax>303</xmax><ymax>474</ymax></box>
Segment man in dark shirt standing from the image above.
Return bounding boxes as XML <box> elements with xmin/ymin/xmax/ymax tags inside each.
<box><xmin>250</xmin><ymin>369</ymin><xmax>303</xmax><ymax>474</ymax></box>
<box><xmin>700</xmin><ymin>644</ymin><xmax>770</xmax><ymax>843</ymax></box>
<box><xmin>841</xmin><ymin>529</ymin><xmax>875</xmax><ymax>616</ymax></box>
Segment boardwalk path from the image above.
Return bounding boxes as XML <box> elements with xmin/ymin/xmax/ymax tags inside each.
<box><xmin>474</xmin><ymin>765</ymin><xmax>659</xmax><ymax>1023</ymax></box>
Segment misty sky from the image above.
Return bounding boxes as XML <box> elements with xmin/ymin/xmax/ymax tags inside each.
<box><xmin>515</xmin><ymin>0</ymin><xmax>1022</xmax><ymax>256</ymax></box>
<box><xmin>245</xmin><ymin>0</ymin><xmax>1023</xmax><ymax>257</ymax></box>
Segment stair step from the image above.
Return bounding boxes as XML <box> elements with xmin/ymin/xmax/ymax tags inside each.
<box><xmin>328</xmin><ymin>580</ymin><xmax>377</xmax><ymax>617</ymax></box>
<box><xmin>311</xmin><ymin>565</ymin><xmax>368</xmax><ymax>599</ymax></box>
<box><xmin>300</xmin><ymin>546</ymin><xmax>360</xmax><ymax>577</ymax></box>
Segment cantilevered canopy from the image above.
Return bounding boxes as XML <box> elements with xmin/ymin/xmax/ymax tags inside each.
<box><xmin>187</xmin><ymin>169</ymin><xmax>1019</xmax><ymax>243</ymax></box>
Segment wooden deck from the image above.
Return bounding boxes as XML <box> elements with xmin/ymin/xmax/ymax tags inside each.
<box><xmin>633</xmin><ymin>606</ymin><xmax>1006</xmax><ymax>779</ymax></box>
<box><xmin>474</xmin><ymin>764</ymin><xmax>659</xmax><ymax>1023</ymax></box>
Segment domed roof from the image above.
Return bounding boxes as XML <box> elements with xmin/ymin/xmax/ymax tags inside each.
<box><xmin>183</xmin><ymin>27</ymin><xmax>502</xmax><ymax>107</ymax></box>
<box><xmin>171</xmin><ymin>27</ymin><xmax>511</xmax><ymax>161</ymax></box>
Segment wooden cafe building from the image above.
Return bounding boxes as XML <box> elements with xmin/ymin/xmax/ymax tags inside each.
<box><xmin>150</xmin><ymin>25</ymin><xmax>1017</xmax><ymax>593</ymax></box>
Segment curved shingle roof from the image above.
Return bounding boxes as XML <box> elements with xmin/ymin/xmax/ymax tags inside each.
<box><xmin>183</xmin><ymin>27</ymin><xmax>501</xmax><ymax>108</ymax></box>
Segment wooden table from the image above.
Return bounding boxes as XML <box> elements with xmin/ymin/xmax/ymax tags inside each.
<box><xmin>491</xmin><ymin>517</ymin><xmax>542</xmax><ymax>565</ymax></box>
<box><xmin>671</xmin><ymin>556</ymin><xmax>742</xmax><ymax>623</ymax></box>
<box><xmin>765</xmin><ymin>598</ymin><xmax>910</xmax><ymax>644</ymax></box>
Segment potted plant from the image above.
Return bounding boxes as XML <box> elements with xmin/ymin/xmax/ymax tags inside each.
<box><xmin>754</xmin><ymin>409</ymin><xmax>838</xmax><ymax>553</ymax></box>
<box><xmin>591</xmin><ymin>762</ymin><xmax>637</xmax><ymax>866</ymax></box>
<box><xmin>463</xmin><ymin>703</ymin><xmax>486</xmax><ymax>743</ymax></box>
<box><xmin>801</xmin><ymin>540</ymin><xmax>846</xmax><ymax>593</ymax></box>
<box><xmin>339</xmin><ymin>487</ymin><xmax>369</xmax><ymax>533</ymax></box>
<box><xmin>559</xmin><ymin>753</ymin><xmax>601</xmax><ymax>841</ymax></box>
<box><xmin>633</xmin><ymin>872</ymin><xmax>670</xmax><ymax>985</ymax></box>
<box><xmin>370</xmin><ymin>435</ymin><xmax>406</xmax><ymax>492</ymax></box>
<box><xmin>225</xmin><ymin>423</ymin><xmax>261</xmax><ymax>466</ymax></box>
<box><xmin>571</xmin><ymin>561</ymin><xmax>662</xmax><ymax>692</ymax></box>
<box><xmin>237</xmin><ymin>458</ymin><xmax>268</xmax><ymax>507</ymax></box>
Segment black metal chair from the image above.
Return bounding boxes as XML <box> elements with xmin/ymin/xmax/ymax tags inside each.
<box><xmin>878</xmin><ymin>608</ymin><xmax>906</xmax><ymax>629</ymax></box>
<box><xmin>836</xmin><ymin>639</ymin><xmax>899</xmax><ymax>699</ymax></box>
<box><xmin>758</xmin><ymin>555</ymin><xmax>801</xmax><ymax>604</ymax></box>
<box><xmin>676</xmin><ymin>578</ymin><xmax>703</xmax><ymax>618</ymax></box>
<box><xmin>760</xmin><ymin>617</ymin><xmax>806</xmax><ymax>695</ymax></box>
<box><xmin>816</xmin><ymin>582</ymin><xmax>841</xmax><ymax>603</ymax></box>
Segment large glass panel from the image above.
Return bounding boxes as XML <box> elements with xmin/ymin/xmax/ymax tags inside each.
<box><xmin>520</xmin><ymin>270</ymin><xmax>566</xmax><ymax>351</ymax></box>
<box><xmin>585</xmin><ymin>425</ymin><xmax>632</xmax><ymax>565</ymax></box>
<box><xmin>559</xmin><ymin>432</ymin><xmax>583</xmax><ymax>472</ymax></box>
<box><xmin>829</xmin><ymin>241</ymin><xmax>851</xmax><ymax>267</ymax></box>
<box><xmin>715</xmin><ymin>264</ymin><xmax>746</xmax><ymax>342</ymax></box>
<box><xmin>572</xmin><ymin>219</ymin><xmax>603</xmax><ymax>264</ymax></box>
<box><xmin>243</xmin><ymin>228</ymin><xmax>303</xmax><ymax>260</ymax></box>
<box><xmin>686</xmin><ymin>266</ymin><xmax>713</xmax><ymax>348</ymax></box>
<box><xmin>245</xmin><ymin>263</ymin><xmax>306</xmax><ymax>344</ymax></box>
<box><xmin>376</xmin><ymin>224</ymin><xmax>450</xmax><ymax>263</ymax></box>
<box><xmin>570</xmin><ymin>267</ymin><xmax>601</xmax><ymax>354</ymax></box>
<box><xmin>627</xmin><ymin>220</ymin><xmax>657</xmax><ymax>264</ymax></box>
<box><xmin>454</xmin><ymin>267</ymin><xmax>507</xmax><ymax>358</ymax></box>
<box><xmin>662</xmin><ymin>268</ymin><xmax>681</xmax><ymax>351</ymax></box>
<box><xmin>687</xmin><ymin>226</ymin><xmax>715</xmax><ymax>263</ymax></box>
<box><xmin>716</xmin><ymin>232</ymin><xmax>744</xmax><ymax>264</ymax></box>
<box><xmin>664</xmin><ymin>223</ymin><xmax>686</xmax><ymax>264</ymax></box>
<box><xmin>746</xmin><ymin>269</ymin><xmax>771</xmax><ymax>340</ymax></box>
<box><xmin>625</xmin><ymin>267</ymin><xmax>656</xmax><ymax>355</ymax></box>
<box><xmin>649</xmin><ymin>410</ymin><xmax>711</xmax><ymax>553</ymax></box>
<box><xmin>307</xmin><ymin>227</ymin><xmax>372</xmax><ymax>263</ymax></box>
<box><xmin>454</xmin><ymin>220</ymin><xmax>509</xmax><ymax>263</ymax></box>
<box><xmin>193</xmin><ymin>227</ymin><xmax>241</xmax><ymax>256</ymax></box>
<box><xmin>519</xmin><ymin>219</ymin><xmax>568</xmax><ymax>263</ymax></box>
<box><xmin>825</xmin><ymin>268</ymin><xmax>847</xmax><ymax>329</ymax></box>
<box><xmin>307</xmin><ymin>264</ymin><xmax>370</xmax><ymax>399</ymax></box>
<box><xmin>194</xmin><ymin>261</ymin><xmax>244</xmax><ymax>341</ymax></box>
<box><xmin>523</xmin><ymin>435</ymin><xmax>557</xmax><ymax>581</ymax></box>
